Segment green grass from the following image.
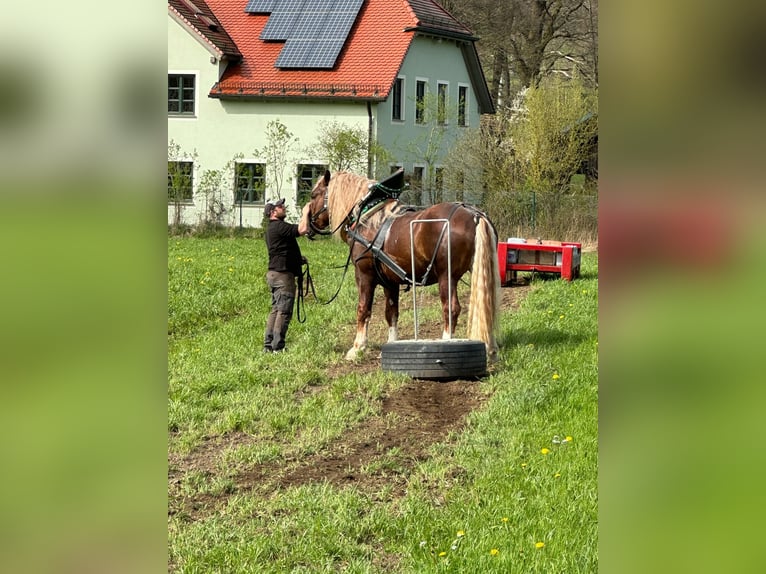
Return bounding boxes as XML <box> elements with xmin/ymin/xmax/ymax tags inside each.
<box><xmin>168</xmin><ymin>235</ymin><xmax>598</xmax><ymax>573</ymax></box>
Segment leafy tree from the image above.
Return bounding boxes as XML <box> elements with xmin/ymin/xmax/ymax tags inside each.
<box><xmin>167</xmin><ymin>140</ymin><xmax>198</xmax><ymax>230</ymax></box>
<box><xmin>511</xmin><ymin>74</ymin><xmax>597</xmax><ymax>195</ymax></box>
<box><xmin>446</xmin><ymin>75</ymin><xmax>597</xmax><ymax>238</ymax></box>
<box><xmin>256</xmin><ymin>119</ymin><xmax>299</xmax><ymax>200</ymax></box>
<box><xmin>196</xmin><ymin>153</ymin><xmax>242</xmax><ymax>229</ymax></box>
<box><xmin>315</xmin><ymin>120</ymin><xmax>368</xmax><ymax>173</ymax></box>
<box><xmin>399</xmin><ymin>91</ymin><xmax>461</xmax><ymax>205</ymax></box>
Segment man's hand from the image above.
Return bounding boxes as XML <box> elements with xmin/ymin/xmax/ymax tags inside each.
<box><xmin>298</xmin><ymin>203</ymin><xmax>311</xmax><ymax>235</ymax></box>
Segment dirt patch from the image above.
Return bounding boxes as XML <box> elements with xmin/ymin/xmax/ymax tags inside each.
<box><xmin>169</xmin><ymin>283</ymin><xmax>533</xmax><ymax>520</ymax></box>
<box><xmin>277</xmin><ymin>379</ymin><xmax>486</xmax><ymax>491</ymax></box>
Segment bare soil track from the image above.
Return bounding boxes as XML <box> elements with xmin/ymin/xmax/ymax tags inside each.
<box><xmin>168</xmin><ymin>282</ymin><xmax>532</xmax><ymax>521</ymax></box>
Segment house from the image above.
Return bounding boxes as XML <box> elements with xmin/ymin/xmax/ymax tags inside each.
<box><xmin>168</xmin><ymin>0</ymin><xmax>494</xmax><ymax>227</ymax></box>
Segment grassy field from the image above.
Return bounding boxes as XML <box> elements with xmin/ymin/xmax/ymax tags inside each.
<box><xmin>168</xmin><ymin>234</ymin><xmax>598</xmax><ymax>573</ymax></box>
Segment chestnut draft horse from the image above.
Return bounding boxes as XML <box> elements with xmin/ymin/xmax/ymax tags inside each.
<box><xmin>307</xmin><ymin>169</ymin><xmax>501</xmax><ymax>361</ymax></box>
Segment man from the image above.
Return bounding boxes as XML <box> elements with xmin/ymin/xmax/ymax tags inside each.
<box><xmin>263</xmin><ymin>198</ymin><xmax>311</xmax><ymax>353</ymax></box>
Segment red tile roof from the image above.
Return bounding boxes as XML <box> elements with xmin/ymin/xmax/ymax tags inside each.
<box><xmin>201</xmin><ymin>0</ymin><xmax>480</xmax><ymax>101</ymax></box>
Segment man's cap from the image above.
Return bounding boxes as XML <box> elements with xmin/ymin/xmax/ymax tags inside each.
<box><xmin>264</xmin><ymin>198</ymin><xmax>286</xmax><ymax>217</ymax></box>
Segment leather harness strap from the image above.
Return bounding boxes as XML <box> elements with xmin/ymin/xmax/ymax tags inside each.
<box><xmin>347</xmin><ymin>202</ymin><xmax>464</xmax><ymax>288</ymax></box>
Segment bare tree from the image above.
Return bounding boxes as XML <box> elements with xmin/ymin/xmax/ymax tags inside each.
<box><xmin>449</xmin><ymin>0</ymin><xmax>598</xmax><ymax>101</ymax></box>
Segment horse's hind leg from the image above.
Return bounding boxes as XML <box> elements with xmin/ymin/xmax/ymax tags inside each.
<box><xmin>346</xmin><ymin>275</ymin><xmax>375</xmax><ymax>360</ymax></box>
<box><xmin>383</xmin><ymin>285</ymin><xmax>400</xmax><ymax>343</ymax></box>
<box><xmin>439</xmin><ymin>277</ymin><xmax>461</xmax><ymax>339</ymax></box>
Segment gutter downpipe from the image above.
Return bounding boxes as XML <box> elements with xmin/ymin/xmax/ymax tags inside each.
<box><xmin>367</xmin><ymin>101</ymin><xmax>374</xmax><ymax>178</ymax></box>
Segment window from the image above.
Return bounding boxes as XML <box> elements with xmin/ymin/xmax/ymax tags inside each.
<box><xmin>297</xmin><ymin>164</ymin><xmax>327</xmax><ymax>205</ymax></box>
<box><xmin>458</xmin><ymin>85</ymin><xmax>468</xmax><ymax>127</ymax></box>
<box><xmin>412</xmin><ymin>166</ymin><xmax>424</xmax><ymax>192</ymax></box>
<box><xmin>392</xmin><ymin>77</ymin><xmax>404</xmax><ymax>121</ymax></box>
<box><xmin>415</xmin><ymin>80</ymin><xmax>427</xmax><ymax>124</ymax></box>
<box><xmin>434</xmin><ymin>167</ymin><xmax>444</xmax><ymax>203</ymax></box>
<box><xmin>437</xmin><ymin>82</ymin><xmax>448</xmax><ymax>125</ymax></box>
<box><xmin>235</xmin><ymin>163</ymin><xmax>265</xmax><ymax>203</ymax></box>
<box><xmin>455</xmin><ymin>171</ymin><xmax>465</xmax><ymax>202</ymax></box>
<box><xmin>168</xmin><ymin>74</ymin><xmax>195</xmax><ymax>115</ymax></box>
<box><xmin>167</xmin><ymin>161</ymin><xmax>194</xmax><ymax>202</ymax></box>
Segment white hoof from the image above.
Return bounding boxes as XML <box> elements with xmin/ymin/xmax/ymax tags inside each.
<box><xmin>345</xmin><ymin>348</ymin><xmax>362</xmax><ymax>361</ymax></box>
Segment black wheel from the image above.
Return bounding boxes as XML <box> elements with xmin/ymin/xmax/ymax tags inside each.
<box><xmin>381</xmin><ymin>339</ymin><xmax>487</xmax><ymax>380</ymax></box>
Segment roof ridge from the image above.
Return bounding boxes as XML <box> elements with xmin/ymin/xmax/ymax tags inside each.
<box><xmin>399</xmin><ymin>0</ymin><xmax>419</xmax><ymax>25</ymax></box>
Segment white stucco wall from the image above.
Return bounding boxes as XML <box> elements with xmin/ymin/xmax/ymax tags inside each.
<box><xmin>168</xmin><ymin>15</ymin><xmax>369</xmax><ymax>227</ymax></box>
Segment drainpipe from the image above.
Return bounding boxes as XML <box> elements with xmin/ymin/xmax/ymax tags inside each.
<box><xmin>367</xmin><ymin>101</ymin><xmax>373</xmax><ymax>178</ymax></box>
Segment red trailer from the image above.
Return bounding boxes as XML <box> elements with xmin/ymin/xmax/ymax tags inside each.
<box><xmin>498</xmin><ymin>239</ymin><xmax>582</xmax><ymax>285</ymax></box>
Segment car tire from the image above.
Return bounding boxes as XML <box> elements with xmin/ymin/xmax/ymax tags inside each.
<box><xmin>380</xmin><ymin>339</ymin><xmax>487</xmax><ymax>380</ymax></box>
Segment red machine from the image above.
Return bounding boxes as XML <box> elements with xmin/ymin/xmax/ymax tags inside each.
<box><xmin>498</xmin><ymin>239</ymin><xmax>582</xmax><ymax>284</ymax></box>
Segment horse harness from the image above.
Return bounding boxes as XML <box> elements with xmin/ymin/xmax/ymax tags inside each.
<box><xmin>347</xmin><ymin>201</ymin><xmax>464</xmax><ymax>289</ymax></box>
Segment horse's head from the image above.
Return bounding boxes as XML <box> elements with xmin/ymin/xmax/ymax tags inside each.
<box><xmin>307</xmin><ymin>170</ymin><xmax>332</xmax><ymax>237</ymax></box>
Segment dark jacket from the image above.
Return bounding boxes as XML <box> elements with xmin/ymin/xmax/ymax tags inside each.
<box><xmin>265</xmin><ymin>219</ymin><xmax>302</xmax><ymax>276</ymax></box>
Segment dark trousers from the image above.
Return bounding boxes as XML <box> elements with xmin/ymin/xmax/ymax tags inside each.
<box><xmin>264</xmin><ymin>270</ymin><xmax>296</xmax><ymax>351</ymax></box>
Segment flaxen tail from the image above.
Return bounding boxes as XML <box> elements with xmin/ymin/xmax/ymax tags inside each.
<box><xmin>467</xmin><ymin>216</ymin><xmax>501</xmax><ymax>358</ymax></box>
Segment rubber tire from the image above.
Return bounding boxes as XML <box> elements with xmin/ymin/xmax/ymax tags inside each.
<box><xmin>381</xmin><ymin>339</ymin><xmax>487</xmax><ymax>380</ymax></box>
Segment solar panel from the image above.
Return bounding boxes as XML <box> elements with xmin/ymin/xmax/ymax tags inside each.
<box><xmin>272</xmin><ymin>0</ymin><xmax>365</xmax><ymax>68</ymax></box>
<box><xmin>244</xmin><ymin>0</ymin><xmax>276</xmax><ymax>13</ymax></box>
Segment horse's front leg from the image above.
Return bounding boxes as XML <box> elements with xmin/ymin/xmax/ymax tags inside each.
<box><xmin>346</xmin><ymin>277</ymin><xmax>375</xmax><ymax>361</ymax></box>
<box><xmin>383</xmin><ymin>285</ymin><xmax>400</xmax><ymax>343</ymax></box>
<box><xmin>439</xmin><ymin>277</ymin><xmax>461</xmax><ymax>340</ymax></box>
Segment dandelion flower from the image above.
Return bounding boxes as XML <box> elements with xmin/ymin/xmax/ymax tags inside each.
<box><xmin>559</xmin><ymin>314</ymin><xmax>565</xmax><ymax>319</ymax></box>
<box><xmin>554</xmin><ymin>472</ymin><xmax>561</xmax><ymax>478</ymax></box>
<box><xmin>439</xmin><ymin>551</ymin><xmax>447</xmax><ymax>557</ymax></box>
<box><xmin>565</xmin><ymin>436</ymin><xmax>573</xmax><ymax>442</ymax></box>
<box><xmin>552</xmin><ymin>373</ymin><xmax>560</xmax><ymax>380</ymax></box>
<box><xmin>541</xmin><ymin>448</ymin><xmax>551</xmax><ymax>455</ymax></box>
<box><xmin>490</xmin><ymin>548</ymin><xmax>499</xmax><ymax>556</ymax></box>
<box><xmin>521</xmin><ymin>463</ymin><xmax>527</xmax><ymax>467</ymax></box>
<box><xmin>502</xmin><ymin>517</ymin><xmax>509</xmax><ymax>523</ymax></box>
<box><xmin>457</xmin><ymin>530</ymin><xmax>465</xmax><ymax>537</ymax></box>
<box><xmin>535</xmin><ymin>542</ymin><xmax>545</xmax><ymax>549</ymax></box>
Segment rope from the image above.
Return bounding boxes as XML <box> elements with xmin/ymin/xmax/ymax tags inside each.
<box><xmin>295</xmin><ymin>249</ymin><xmax>353</xmax><ymax>323</ymax></box>
<box><xmin>296</xmin><ymin>260</ymin><xmax>311</xmax><ymax>323</ymax></box>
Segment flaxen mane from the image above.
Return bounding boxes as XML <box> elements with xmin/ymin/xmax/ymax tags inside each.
<box><xmin>326</xmin><ymin>171</ymin><xmax>374</xmax><ymax>237</ymax></box>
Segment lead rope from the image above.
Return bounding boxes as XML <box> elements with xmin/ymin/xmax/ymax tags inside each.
<box><xmin>296</xmin><ymin>260</ymin><xmax>313</xmax><ymax>323</ymax></box>
<box><xmin>295</xmin><ymin>246</ymin><xmax>354</xmax><ymax>323</ymax></box>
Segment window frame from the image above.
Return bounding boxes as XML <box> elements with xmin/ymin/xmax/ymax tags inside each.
<box><xmin>391</xmin><ymin>76</ymin><xmax>405</xmax><ymax>122</ymax></box>
<box><xmin>235</xmin><ymin>162</ymin><xmax>266</xmax><ymax>204</ymax></box>
<box><xmin>296</xmin><ymin>163</ymin><xmax>328</xmax><ymax>206</ymax></box>
<box><xmin>437</xmin><ymin>81</ymin><xmax>449</xmax><ymax>126</ymax></box>
<box><xmin>168</xmin><ymin>72</ymin><xmax>197</xmax><ymax>116</ymax></box>
<box><xmin>167</xmin><ymin>160</ymin><xmax>195</xmax><ymax>203</ymax></box>
<box><xmin>457</xmin><ymin>84</ymin><xmax>469</xmax><ymax>127</ymax></box>
<box><xmin>415</xmin><ymin>78</ymin><xmax>428</xmax><ymax>125</ymax></box>
<box><xmin>434</xmin><ymin>166</ymin><xmax>445</xmax><ymax>204</ymax></box>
